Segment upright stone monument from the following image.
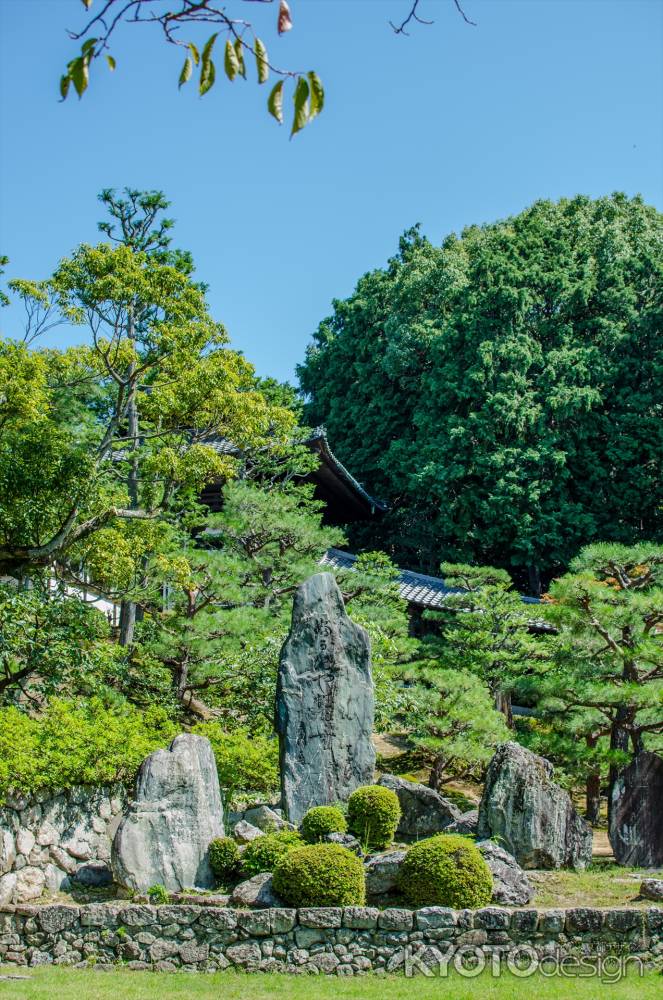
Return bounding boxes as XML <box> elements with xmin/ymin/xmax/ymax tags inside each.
<box><xmin>276</xmin><ymin>572</ymin><xmax>375</xmax><ymax>824</ymax></box>
<box><xmin>112</xmin><ymin>733</ymin><xmax>223</xmax><ymax>892</ymax></box>
<box><xmin>477</xmin><ymin>741</ymin><xmax>593</xmax><ymax>869</ymax></box>
<box><xmin>610</xmin><ymin>751</ymin><xmax>663</xmax><ymax>867</ymax></box>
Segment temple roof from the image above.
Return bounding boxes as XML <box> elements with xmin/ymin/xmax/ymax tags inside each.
<box><xmin>304</xmin><ymin>428</ymin><xmax>389</xmax><ymax>521</ymax></box>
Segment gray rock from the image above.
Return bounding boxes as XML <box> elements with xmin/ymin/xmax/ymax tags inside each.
<box><xmin>640</xmin><ymin>879</ymin><xmax>663</xmax><ymax>902</ymax></box>
<box><xmin>477</xmin><ymin>742</ymin><xmax>593</xmax><ymax>869</ymax></box>
<box><xmin>275</xmin><ymin>573</ymin><xmax>375</xmax><ymax>824</ymax></box>
<box><xmin>15</xmin><ymin>866</ymin><xmax>46</xmax><ymax>901</ymax></box>
<box><xmin>377</xmin><ymin>774</ymin><xmax>460</xmax><ymax>839</ymax></box>
<box><xmin>324</xmin><ymin>832</ymin><xmax>362</xmax><ymax>854</ymax></box>
<box><xmin>364</xmin><ymin>850</ymin><xmax>407</xmax><ymax>896</ymax></box>
<box><xmin>0</xmin><ymin>828</ymin><xmax>16</xmax><ymax>873</ymax></box>
<box><xmin>112</xmin><ymin>734</ymin><xmax>223</xmax><ymax>892</ymax></box>
<box><xmin>610</xmin><ymin>752</ymin><xmax>663</xmax><ymax>867</ymax></box>
<box><xmin>233</xmin><ymin>820</ymin><xmax>264</xmax><ymax>844</ymax></box>
<box><xmin>0</xmin><ymin>871</ymin><xmax>17</xmax><ymax>905</ymax></box>
<box><xmin>230</xmin><ymin>872</ymin><xmax>283</xmax><ymax>908</ymax></box>
<box><xmin>446</xmin><ymin>809</ymin><xmax>479</xmax><ymax>835</ymax></box>
<box><xmin>243</xmin><ymin>805</ymin><xmax>293</xmax><ymax>833</ymax></box>
<box><xmin>476</xmin><ymin>840</ymin><xmax>534</xmax><ymax>906</ymax></box>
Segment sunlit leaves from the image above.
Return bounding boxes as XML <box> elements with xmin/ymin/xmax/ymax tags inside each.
<box><xmin>267</xmin><ymin>80</ymin><xmax>284</xmax><ymax>124</ymax></box>
<box><xmin>199</xmin><ymin>32</ymin><xmax>218</xmax><ymax>95</ymax></box>
<box><xmin>290</xmin><ymin>76</ymin><xmax>309</xmax><ymax>138</ymax></box>
<box><xmin>106</xmin><ymin>55</ymin><xmax>116</xmax><ymax>71</ymax></box>
<box><xmin>308</xmin><ymin>72</ymin><xmax>324</xmax><ymax>121</ymax></box>
<box><xmin>254</xmin><ymin>38</ymin><xmax>269</xmax><ymax>84</ymax></box>
<box><xmin>178</xmin><ymin>56</ymin><xmax>192</xmax><ymax>89</ymax></box>
<box><xmin>224</xmin><ymin>38</ymin><xmax>239</xmax><ymax>81</ymax></box>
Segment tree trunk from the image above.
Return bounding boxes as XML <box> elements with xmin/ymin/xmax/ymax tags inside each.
<box><xmin>119</xmin><ymin>600</ymin><xmax>136</xmax><ymax>648</ymax></box>
<box><xmin>492</xmin><ymin>684</ymin><xmax>514</xmax><ymax>728</ymax></box>
<box><xmin>585</xmin><ymin>771</ymin><xmax>601</xmax><ymax>824</ymax></box>
<box><xmin>527</xmin><ymin>564</ymin><xmax>541</xmax><ymax>598</ymax></box>
<box><xmin>429</xmin><ymin>756</ymin><xmax>447</xmax><ymax>791</ymax></box>
<box><xmin>607</xmin><ymin>707</ymin><xmax>630</xmax><ymax>826</ymax></box>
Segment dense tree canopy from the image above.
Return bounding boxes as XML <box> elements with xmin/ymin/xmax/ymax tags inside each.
<box><xmin>298</xmin><ymin>194</ymin><xmax>663</xmax><ymax>591</ymax></box>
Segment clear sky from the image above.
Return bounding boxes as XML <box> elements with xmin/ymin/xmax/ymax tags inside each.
<box><xmin>1</xmin><ymin>0</ymin><xmax>661</xmax><ymax>383</ymax></box>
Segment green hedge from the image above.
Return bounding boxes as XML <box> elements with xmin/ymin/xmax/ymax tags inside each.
<box><xmin>240</xmin><ymin>830</ymin><xmax>303</xmax><ymax>877</ymax></box>
<box><xmin>347</xmin><ymin>784</ymin><xmax>401</xmax><ymax>850</ymax></box>
<box><xmin>191</xmin><ymin>722</ymin><xmax>279</xmax><ymax>801</ymax></box>
<box><xmin>209</xmin><ymin>837</ymin><xmax>241</xmax><ymax>887</ymax></box>
<box><xmin>397</xmin><ymin>834</ymin><xmax>493</xmax><ymax>908</ymax></box>
<box><xmin>272</xmin><ymin>843</ymin><xmax>365</xmax><ymax>907</ymax></box>
<box><xmin>0</xmin><ymin>698</ymin><xmax>177</xmax><ymax>803</ymax></box>
<box><xmin>300</xmin><ymin>805</ymin><xmax>347</xmax><ymax>843</ymax></box>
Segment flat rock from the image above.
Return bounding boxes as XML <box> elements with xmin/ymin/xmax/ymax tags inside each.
<box><xmin>233</xmin><ymin>821</ymin><xmax>264</xmax><ymax>844</ymax></box>
<box><xmin>446</xmin><ymin>809</ymin><xmax>479</xmax><ymax>835</ymax></box>
<box><xmin>477</xmin><ymin>840</ymin><xmax>534</xmax><ymax>906</ymax></box>
<box><xmin>610</xmin><ymin>752</ymin><xmax>663</xmax><ymax>867</ymax></box>
<box><xmin>364</xmin><ymin>850</ymin><xmax>407</xmax><ymax>896</ymax></box>
<box><xmin>275</xmin><ymin>573</ymin><xmax>375</xmax><ymax>824</ymax></box>
<box><xmin>230</xmin><ymin>872</ymin><xmax>283</xmax><ymax>908</ymax></box>
<box><xmin>377</xmin><ymin>775</ymin><xmax>460</xmax><ymax>839</ymax></box>
<box><xmin>112</xmin><ymin>734</ymin><xmax>223</xmax><ymax>893</ymax></box>
<box><xmin>639</xmin><ymin>879</ymin><xmax>663</xmax><ymax>902</ymax></box>
<box><xmin>477</xmin><ymin>742</ymin><xmax>593</xmax><ymax>869</ymax></box>
<box><xmin>242</xmin><ymin>806</ymin><xmax>293</xmax><ymax>833</ymax></box>
<box><xmin>325</xmin><ymin>832</ymin><xmax>362</xmax><ymax>855</ymax></box>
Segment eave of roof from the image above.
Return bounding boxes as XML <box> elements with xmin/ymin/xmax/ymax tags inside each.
<box><xmin>305</xmin><ymin>428</ymin><xmax>389</xmax><ymax>515</ymax></box>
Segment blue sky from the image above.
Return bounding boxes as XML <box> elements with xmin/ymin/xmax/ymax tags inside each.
<box><xmin>1</xmin><ymin>0</ymin><xmax>661</xmax><ymax>383</ymax></box>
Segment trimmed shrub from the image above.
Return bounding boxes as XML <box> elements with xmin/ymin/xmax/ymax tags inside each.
<box><xmin>347</xmin><ymin>784</ymin><xmax>401</xmax><ymax>850</ymax></box>
<box><xmin>300</xmin><ymin>805</ymin><xmax>347</xmax><ymax>843</ymax></box>
<box><xmin>397</xmin><ymin>834</ymin><xmax>493</xmax><ymax>908</ymax></box>
<box><xmin>240</xmin><ymin>830</ymin><xmax>303</xmax><ymax>877</ymax></box>
<box><xmin>191</xmin><ymin>722</ymin><xmax>279</xmax><ymax>802</ymax></box>
<box><xmin>209</xmin><ymin>837</ymin><xmax>241</xmax><ymax>886</ymax></box>
<box><xmin>272</xmin><ymin>843</ymin><xmax>365</xmax><ymax>907</ymax></box>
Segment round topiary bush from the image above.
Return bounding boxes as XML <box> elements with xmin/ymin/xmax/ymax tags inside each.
<box><xmin>300</xmin><ymin>805</ymin><xmax>347</xmax><ymax>843</ymax></box>
<box><xmin>397</xmin><ymin>834</ymin><xmax>493</xmax><ymax>908</ymax></box>
<box><xmin>240</xmin><ymin>830</ymin><xmax>303</xmax><ymax>877</ymax></box>
<box><xmin>347</xmin><ymin>784</ymin><xmax>401</xmax><ymax>850</ymax></box>
<box><xmin>209</xmin><ymin>837</ymin><xmax>240</xmax><ymax>886</ymax></box>
<box><xmin>272</xmin><ymin>843</ymin><xmax>365</xmax><ymax>907</ymax></box>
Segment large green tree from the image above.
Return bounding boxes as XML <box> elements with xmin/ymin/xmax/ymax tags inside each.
<box><xmin>298</xmin><ymin>195</ymin><xmax>663</xmax><ymax>591</ymax></box>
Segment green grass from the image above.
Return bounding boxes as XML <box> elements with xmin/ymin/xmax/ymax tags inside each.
<box><xmin>1</xmin><ymin>967</ymin><xmax>660</xmax><ymax>1000</ymax></box>
<box><xmin>529</xmin><ymin>861</ymin><xmax>663</xmax><ymax>909</ymax></box>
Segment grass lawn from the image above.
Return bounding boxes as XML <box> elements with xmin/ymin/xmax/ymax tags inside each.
<box><xmin>1</xmin><ymin>967</ymin><xmax>661</xmax><ymax>1000</ymax></box>
<box><xmin>529</xmin><ymin>860</ymin><xmax>662</xmax><ymax>909</ymax></box>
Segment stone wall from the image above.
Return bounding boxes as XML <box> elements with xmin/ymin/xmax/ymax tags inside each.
<box><xmin>0</xmin><ymin>786</ymin><xmax>127</xmax><ymax>905</ymax></box>
<box><xmin>1</xmin><ymin>903</ymin><xmax>661</xmax><ymax>974</ymax></box>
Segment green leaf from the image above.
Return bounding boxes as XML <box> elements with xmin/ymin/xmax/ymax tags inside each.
<box><xmin>106</xmin><ymin>55</ymin><xmax>116</xmax><ymax>72</ymax></box>
<box><xmin>199</xmin><ymin>58</ymin><xmax>216</xmax><ymax>96</ymax></box>
<box><xmin>188</xmin><ymin>42</ymin><xmax>200</xmax><ymax>67</ymax></box>
<box><xmin>224</xmin><ymin>39</ymin><xmax>239</xmax><ymax>81</ymax></box>
<box><xmin>267</xmin><ymin>80</ymin><xmax>284</xmax><ymax>124</ymax></box>
<box><xmin>70</xmin><ymin>57</ymin><xmax>89</xmax><ymax>98</ymax></box>
<box><xmin>290</xmin><ymin>76</ymin><xmax>310</xmax><ymax>138</ymax></box>
<box><xmin>254</xmin><ymin>38</ymin><xmax>269</xmax><ymax>84</ymax></box>
<box><xmin>179</xmin><ymin>56</ymin><xmax>192</xmax><ymax>89</ymax></box>
<box><xmin>59</xmin><ymin>75</ymin><xmax>71</xmax><ymax>100</ymax></box>
<box><xmin>201</xmin><ymin>33</ymin><xmax>218</xmax><ymax>64</ymax></box>
<box><xmin>307</xmin><ymin>72</ymin><xmax>324</xmax><ymax>121</ymax></box>
<box><xmin>81</xmin><ymin>38</ymin><xmax>97</xmax><ymax>56</ymax></box>
<box><xmin>234</xmin><ymin>38</ymin><xmax>246</xmax><ymax>79</ymax></box>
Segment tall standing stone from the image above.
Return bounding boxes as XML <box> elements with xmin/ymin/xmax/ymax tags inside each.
<box><xmin>609</xmin><ymin>751</ymin><xmax>663</xmax><ymax>867</ymax></box>
<box><xmin>276</xmin><ymin>572</ymin><xmax>375</xmax><ymax>824</ymax></box>
<box><xmin>112</xmin><ymin>734</ymin><xmax>223</xmax><ymax>892</ymax></box>
<box><xmin>477</xmin><ymin>742</ymin><xmax>593</xmax><ymax>869</ymax></box>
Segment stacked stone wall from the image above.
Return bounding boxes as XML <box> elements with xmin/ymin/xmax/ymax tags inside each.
<box><xmin>1</xmin><ymin>903</ymin><xmax>660</xmax><ymax>974</ymax></box>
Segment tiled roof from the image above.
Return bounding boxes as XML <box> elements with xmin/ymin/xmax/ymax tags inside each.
<box><xmin>305</xmin><ymin>428</ymin><xmax>389</xmax><ymax>514</ymax></box>
<box><xmin>320</xmin><ymin>547</ymin><xmax>552</xmax><ymax>631</ymax></box>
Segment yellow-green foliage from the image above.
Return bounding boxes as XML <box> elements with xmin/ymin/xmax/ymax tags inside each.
<box><xmin>272</xmin><ymin>843</ymin><xmax>366</xmax><ymax>907</ymax></box>
<box><xmin>398</xmin><ymin>834</ymin><xmax>493</xmax><ymax>908</ymax></box>
<box><xmin>0</xmin><ymin>699</ymin><xmax>177</xmax><ymax>803</ymax></box>
<box><xmin>300</xmin><ymin>805</ymin><xmax>347</xmax><ymax>843</ymax></box>
<box><xmin>208</xmin><ymin>837</ymin><xmax>241</xmax><ymax>886</ymax></box>
<box><xmin>347</xmin><ymin>784</ymin><xmax>401</xmax><ymax>850</ymax></box>
<box><xmin>191</xmin><ymin>722</ymin><xmax>279</xmax><ymax>801</ymax></box>
<box><xmin>240</xmin><ymin>830</ymin><xmax>303</xmax><ymax>877</ymax></box>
